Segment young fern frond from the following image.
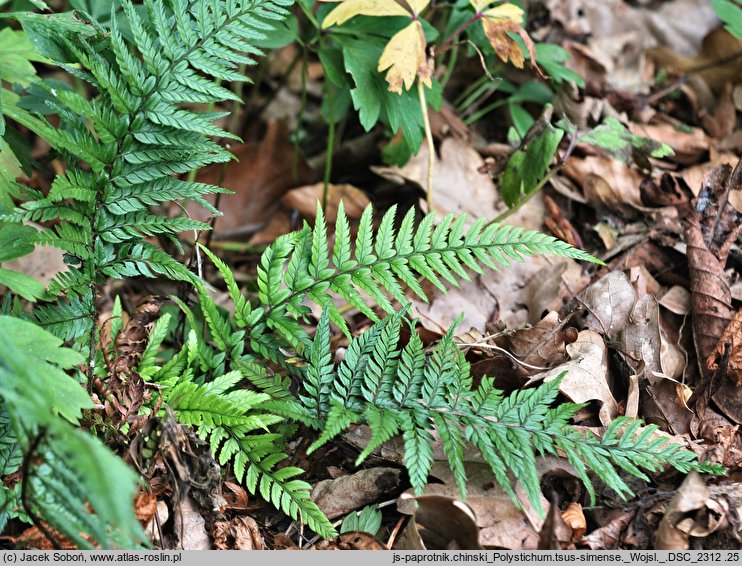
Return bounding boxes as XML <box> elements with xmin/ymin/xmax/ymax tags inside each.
<box><xmin>257</xmin><ymin>202</ymin><xmax>602</xmax><ymax>337</ymax></box>
<box><xmin>293</xmin><ymin>310</ymin><xmax>722</xmax><ymax>514</ymax></box>
<box><xmin>2</xmin><ymin>0</ymin><xmax>291</xmax><ymax>351</ymax></box>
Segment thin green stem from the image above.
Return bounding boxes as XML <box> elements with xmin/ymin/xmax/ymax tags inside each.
<box><xmin>322</xmin><ymin>83</ymin><xmax>336</xmax><ymax>212</ymax></box>
<box><xmin>418</xmin><ymin>80</ymin><xmax>435</xmax><ymax>211</ymax></box>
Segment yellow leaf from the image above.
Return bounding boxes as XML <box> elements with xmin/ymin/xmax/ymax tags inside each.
<box><xmin>482</xmin><ymin>3</ymin><xmax>523</xmax><ymax>21</ymax></box>
<box><xmin>406</xmin><ymin>0</ymin><xmax>431</xmax><ymax>15</ymax></box>
<box><xmin>377</xmin><ymin>20</ymin><xmax>432</xmax><ymax>94</ymax></box>
<box><xmin>321</xmin><ymin>0</ymin><xmax>410</xmax><ymax>28</ymax></box>
<box><xmin>469</xmin><ymin>0</ymin><xmax>493</xmax><ymax>12</ymax></box>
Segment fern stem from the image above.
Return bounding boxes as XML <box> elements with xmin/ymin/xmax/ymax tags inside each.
<box><xmin>418</xmin><ymin>80</ymin><xmax>435</xmax><ymax>211</ymax></box>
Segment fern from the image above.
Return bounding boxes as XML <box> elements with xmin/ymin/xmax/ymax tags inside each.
<box><xmin>1</xmin><ymin>0</ymin><xmax>291</xmax><ymax>355</ymax></box>
<box><xmin>142</xmin><ymin>321</ymin><xmax>336</xmax><ymax>539</ymax></box>
<box><xmin>288</xmin><ymin>309</ymin><xmax>723</xmax><ymax>513</ymax></box>
<box><xmin>256</xmin><ymin>202</ymin><xmax>599</xmax><ymax>339</ymax></box>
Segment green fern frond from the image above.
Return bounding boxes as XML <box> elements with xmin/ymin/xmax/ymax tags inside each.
<box><xmin>256</xmin><ymin>202</ymin><xmax>602</xmax><ymax>337</ymax></box>
<box><xmin>299</xmin><ymin>313</ymin><xmax>722</xmax><ymax>514</ymax></box>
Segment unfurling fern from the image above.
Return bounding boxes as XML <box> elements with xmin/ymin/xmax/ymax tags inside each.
<box><xmin>1</xmin><ymin>0</ymin><xmax>291</xmax><ymax>357</ymax></box>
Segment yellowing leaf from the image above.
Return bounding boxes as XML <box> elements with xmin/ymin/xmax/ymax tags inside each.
<box><xmin>469</xmin><ymin>0</ymin><xmax>491</xmax><ymax>10</ymax></box>
<box><xmin>480</xmin><ymin>4</ymin><xmax>538</xmax><ymax>72</ymax></box>
<box><xmin>406</xmin><ymin>0</ymin><xmax>431</xmax><ymax>15</ymax></box>
<box><xmin>321</xmin><ymin>0</ymin><xmax>410</xmax><ymax>28</ymax></box>
<box><xmin>482</xmin><ymin>3</ymin><xmax>523</xmax><ymax>21</ymax></box>
<box><xmin>377</xmin><ymin>20</ymin><xmax>432</xmax><ymax>94</ymax></box>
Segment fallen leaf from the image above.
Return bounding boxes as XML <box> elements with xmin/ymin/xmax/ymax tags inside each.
<box><xmin>173</xmin><ymin>494</ymin><xmax>211</xmax><ymax>550</ymax></box>
<box><xmin>311</xmin><ymin>532</ymin><xmax>387</xmax><ymax>550</ymax></box>
<box><xmin>396</xmin><ymin>494</ymin><xmax>482</xmax><ymax>550</ymax></box>
<box><xmin>528</xmin><ymin>330</ymin><xmax>618</xmax><ymax>426</ymax></box>
<box><xmin>213</xmin><ymin>516</ymin><xmax>264</xmax><ymax>550</ymax></box>
<box><xmin>562</xmin><ymin>503</ymin><xmax>587</xmax><ymax>542</ymax></box>
<box><xmin>312</xmin><ymin>467</ymin><xmax>401</xmax><ymax>519</ymax></box>
<box><xmin>655</xmin><ymin>471</ymin><xmax>710</xmax><ymax>550</ymax></box>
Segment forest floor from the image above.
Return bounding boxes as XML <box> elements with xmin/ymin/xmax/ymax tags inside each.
<box><xmin>4</xmin><ymin>0</ymin><xmax>742</xmax><ymax>552</ymax></box>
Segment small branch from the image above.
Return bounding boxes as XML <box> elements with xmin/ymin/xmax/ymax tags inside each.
<box><xmin>418</xmin><ymin>80</ymin><xmax>435</xmax><ymax>211</ymax></box>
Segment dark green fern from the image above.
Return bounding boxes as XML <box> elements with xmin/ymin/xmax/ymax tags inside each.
<box><xmin>1</xmin><ymin>0</ymin><xmax>292</xmax><ymax>360</ymax></box>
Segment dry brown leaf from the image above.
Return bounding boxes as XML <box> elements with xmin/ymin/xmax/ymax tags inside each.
<box><xmin>685</xmin><ymin>163</ymin><xmax>742</xmax><ymax>379</ymax></box>
<box><xmin>659</xmin><ymin>285</ymin><xmax>692</xmax><ymax>316</ymax></box>
<box><xmin>563</xmin><ymin>155</ymin><xmax>645</xmax><ymax>214</ymax></box>
<box><xmin>562</xmin><ymin>503</ymin><xmax>587</xmax><ymax>542</ymax></box>
<box><xmin>372</xmin><ymin>137</ymin><xmax>498</xmax><ymax>219</ymax></box>
<box><xmin>213</xmin><ymin>516</ymin><xmax>264</xmax><ymax>550</ymax></box>
<box><xmin>494</xmin><ymin>311</ymin><xmax>575</xmax><ymax>377</ymax></box>
<box><xmin>311</xmin><ymin>467</ymin><xmax>401</xmax><ymax>520</ymax></box>
<box><xmin>311</xmin><ymin>532</ymin><xmax>387</xmax><ymax>550</ymax></box>
<box><xmin>282</xmin><ymin>183</ymin><xmax>369</xmax><ymax>222</ymax></box>
<box><xmin>538</xmin><ymin>500</ymin><xmax>575</xmax><ymax>550</ymax></box>
<box><xmin>579</xmin><ymin>509</ymin><xmax>636</xmax><ymax>550</ymax></box>
<box><xmin>655</xmin><ymin>471</ymin><xmax>710</xmax><ymax>550</ymax></box>
<box><xmin>396</xmin><ymin>494</ymin><xmax>482</xmax><ymax>550</ymax></box>
<box><xmin>629</xmin><ymin>122</ymin><xmax>709</xmax><ymax>165</ymax></box>
<box><xmin>707</xmin><ymin>307</ymin><xmax>742</xmax><ymax>386</ymax></box>
<box><xmin>172</xmin><ymin>494</ymin><xmax>211</xmax><ymax>550</ymax></box>
<box><xmin>528</xmin><ymin>330</ymin><xmax>618</xmax><ymax>426</ymax></box>
<box><xmin>192</xmin><ymin>120</ymin><xmax>316</xmax><ymax>239</ymax></box>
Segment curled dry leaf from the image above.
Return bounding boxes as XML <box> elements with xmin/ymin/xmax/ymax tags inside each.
<box><xmin>707</xmin><ymin>307</ymin><xmax>742</xmax><ymax>386</ymax></box>
<box><xmin>529</xmin><ymin>330</ymin><xmax>618</xmax><ymax>426</ymax></box>
<box><xmin>579</xmin><ymin>509</ymin><xmax>636</xmax><ymax>550</ymax></box>
<box><xmin>494</xmin><ymin>311</ymin><xmax>576</xmax><ymax>377</ymax></box>
<box><xmin>213</xmin><ymin>516</ymin><xmax>264</xmax><ymax>550</ymax></box>
<box><xmin>685</xmin><ymin>163</ymin><xmax>742</xmax><ymax>379</ymax></box>
<box><xmin>311</xmin><ymin>467</ymin><xmax>401</xmax><ymax>519</ymax></box>
<box><xmin>396</xmin><ymin>494</ymin><xmax>482</xmax><ymax>550</ymax></box>
<box><xmin>562</xmin><ymin>503</ymin><xmax>587</xmax><ymax>542</ymax></box>
<box><xmin>538</xmin><ymin>500</ymin><xmax>575</xmax><ymax>550</ymax></box>
<box><xmin>477</xmin><ymin>2</ymin><xmax>538</xmax><ymax>72</ymax></box>
<box><xmin>655</xmin><ymin>471</ymin><xmax>713</xmax><ymax>550</ymax></box>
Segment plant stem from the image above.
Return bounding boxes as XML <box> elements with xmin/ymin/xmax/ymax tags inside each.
<box><xmin>322</xmin><ymin>83</ymin><xmax>336</xmax><ymax>212</ymax></box>
<box><xmin>438</xmin><ymin>12</ymin><xmax>482</xmax><ymax>54</ymax></box>
<box><xmin>418</xmin><ymin>80</ymin><xmax>435</xmax><ymax>211</ymax></box>
<box><xmin>489</xmin><ymin>163</ymin><xmax>562</xmax><ymax>225</ymax></box>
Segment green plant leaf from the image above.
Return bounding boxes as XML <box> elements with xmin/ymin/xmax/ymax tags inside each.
<box><xmin>712</xmin><ymin>0</ymin><xmax>742</xmax><ymax>38</ymax></box>
<box><xmin>577</xmin><ymin>117</ymin><xmax>674</xmax><ymax>163</ymax></box>
<box><xmin>500</xmin><ymin>122</ymin><xmax>564</xmax><ymax>207</ymax></box>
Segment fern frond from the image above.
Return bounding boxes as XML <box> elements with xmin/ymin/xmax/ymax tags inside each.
<box><xmin>297</xmin><ymin>313</ymin><xmax>722</xmax><ymax>515</ymax></box>
<box><xmin>255</xmin><ymin>202</ymin><xmax>601</xmax><ymax>336</ymax></box>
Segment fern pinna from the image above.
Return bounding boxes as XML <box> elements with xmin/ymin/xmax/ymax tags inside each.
<box><xmin>1</xmin><ymin>0</ymin><xmax>291</xmax><ymax>360</ymax></box>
